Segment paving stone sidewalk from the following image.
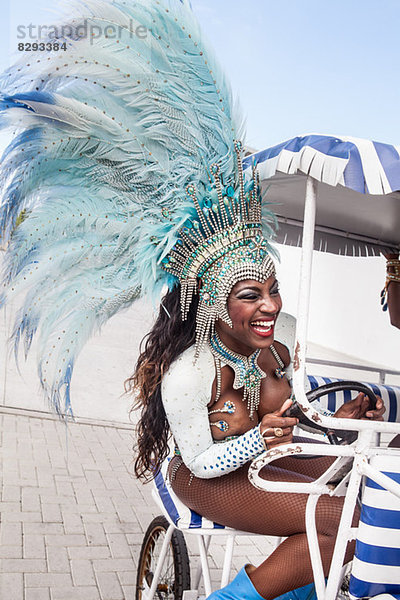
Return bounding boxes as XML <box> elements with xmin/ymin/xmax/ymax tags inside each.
<box><xmin>0</xmin><ymin>407</ymin><xmax>276</xmax><ymax>600</ymax></box>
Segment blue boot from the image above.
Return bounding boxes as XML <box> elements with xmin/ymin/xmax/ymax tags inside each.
<box><xmin>206</xmin><ymin>566</ymin><xmax>317</xmax><ymax>600</ymax></box>
<box><xmin>274</xmin><ymin>582</ymin><xmax>317</xmax><ymax>600</ymax></box>
<box><xmin>206</xmin><ymin>566</ymin><xmax>264</xmax><ymax>599</ymax></box>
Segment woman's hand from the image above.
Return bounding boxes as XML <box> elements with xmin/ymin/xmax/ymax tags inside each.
<box><xmin>334</xmin><ymin>393</ymin><xmax>385</xmax><ymax>421</ymax></box>
<box><xmin>260</xmin><ymin>399</ymin><xmax>298</xmax><ymax>449</ymax></box>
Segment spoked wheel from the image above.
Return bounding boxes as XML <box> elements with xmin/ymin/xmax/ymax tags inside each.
<box><xmin>136</xmin><ymin>515</ymin><xmax>191</xmax><ymax>600</ymax></box>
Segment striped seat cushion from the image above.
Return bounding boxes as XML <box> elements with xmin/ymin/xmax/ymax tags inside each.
<box><xmin>349</xmin><ymin>454</ymin><xmax>400</xmax><ymax>599</ymax></box>
<box><xmin>154</xmin><ymin>459</ymin><xmax>227</xmax><ymax>530</ymax></box>
<box><xmin>308</xmin><ymin>376</ymin><xmax>400</xmax><ymax>423</ymax></box>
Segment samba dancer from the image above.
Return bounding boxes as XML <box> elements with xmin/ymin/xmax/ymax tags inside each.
<box><xmin>0</xmin><ymin>1</ymin><xmax>384</xmax><ymax>598</ymax></box>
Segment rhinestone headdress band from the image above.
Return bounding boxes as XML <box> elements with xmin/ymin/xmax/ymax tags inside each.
<box><xmin>162</xmin><ymin>141</ymin><xmax>276</xmax><ymax>357</ymax></box>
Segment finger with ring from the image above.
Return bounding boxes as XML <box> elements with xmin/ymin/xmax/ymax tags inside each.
<box><xmin>274</xmin><ymin>427</ymin><xmax>284</xmax><ymax>437</ymax></box>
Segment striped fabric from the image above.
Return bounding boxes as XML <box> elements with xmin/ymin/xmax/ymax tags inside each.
<box><xmin>154</xmin><ymin>458</ymin><xmax>226</xmax><ymax>530</ymax></box>
<box><xmin>349</xmin><ymin>454</ymin><xmax>400</xmax><ymax>599</ymax></box>
<box><xmin>154</xmin><ymin>377</ymin><xmax>400</xmax><ymax>531</ymax></box>
<box><xmin>242</xmin><ymin>133</ymin><xmax>400</xmax><ymax>256</ymax></box>
<box><xmin>366</xmin><ymin>596</ymin><xmax>400</xmax><ymax>600</ymax></box>
<box><xmin>243</xmin><ymin>135</ymin><xmax>400</xmax><ymax>196</ymax></box>
<box><xmin>307</xmin><ymin>376</ymin><xmax>400</xmax><ymax>423</ymax></box>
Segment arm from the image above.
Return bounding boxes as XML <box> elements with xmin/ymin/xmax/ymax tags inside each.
<box><xmin>388</xmin><ymin>277</ymin><xmax>400</xmax><ymax>329</ymax></box>
<box><xmin>161</xmin><ymin>352</ymin><xmax>265</xmax><ymax>479</ymax></box>
<box><xmin>384</xmin><ymin>253</ymin><xmax>400</xmax><ymax>329</ymax></box>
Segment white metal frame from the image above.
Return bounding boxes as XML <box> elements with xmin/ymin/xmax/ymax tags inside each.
<box><xmin>248</xmin><ymin>175</ymin><xmax>400</xmax><ymax>600</ymax></box>
<box><xmin>305</xmin><ymin>357</ymin><xmax>400</xmax><ymax>384</ymax></box>
<box><xmin>291</xmin><ymin>176</ymin><xmax>400</xmax><ymax>440</ymax></box>
<box><xmin>249</xmin><ymin>434</ymin><xmax>400</xmax><ymax>600</ymax></box>
<box><xmin>146</xmin><ymin>488</ymin><xmax>282</xmax><ymax>599</ymax></box>
<box><xmin>144</xmin><ymin>175</ymin><xmax>400</xmax><ymax>600</ymax></box>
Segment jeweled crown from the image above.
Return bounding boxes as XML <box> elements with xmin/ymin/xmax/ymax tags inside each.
<box><xmin>162</xmin><ymin>140</ymin><xmax>275</xmax><ymax>356</ymax></box>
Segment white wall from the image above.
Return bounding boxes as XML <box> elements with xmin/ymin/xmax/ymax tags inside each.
<box><xmin>277</xmin><ymin>244</ymin><xmax>400</xmax><ymax>371</ymax></box>
<box><xmin>1</xmin><ymin>297</ymin><xmax>156</xmax><ymax>423</ymax></box>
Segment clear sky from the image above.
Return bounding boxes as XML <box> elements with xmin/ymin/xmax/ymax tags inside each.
<box><xmin>1</xmin><ymin>0</ymin><xmax>399</xmax><ymax>371</ymax></box>
<box><xmin>190</xmin><ymin>0</ymin><xmax>400</xmax><ymax>149</ymax></box>
<box><xmin>2</xmin><ymin>0</ymin><xmax>400</xmax><ymax>149</ymax></box>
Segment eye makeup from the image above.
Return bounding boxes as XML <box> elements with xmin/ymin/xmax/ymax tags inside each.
<box><xmin>269</xmin><ymin>280</ymin><xmax>280</xmax><ymax>295</ymax></box>
<box><xmin>235</xmin><ymin>279</ymin><xmax>280</xmax><ymax>300</ymax></box>
<box><xmin>235</xmin><ymin>288</ymin><xmax>260</xmax><ymax>300</ymax></box>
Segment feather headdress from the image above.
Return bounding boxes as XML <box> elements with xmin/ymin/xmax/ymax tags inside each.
<box><xmin>0</xmin><ymin>0</ymin><xmax>276</xmax><ymax>415</ymax></box>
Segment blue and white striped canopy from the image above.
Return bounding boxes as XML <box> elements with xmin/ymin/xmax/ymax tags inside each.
<box><xmin>244</xmin><ymin>134</ymin><xmax>400</xmax><ymax>256</ymax></box>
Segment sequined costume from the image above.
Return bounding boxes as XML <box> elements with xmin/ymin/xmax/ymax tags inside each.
<box><xmin>163</xmin><ymin>309</ymin><xmax>358</xmax><ymax>599</ymax></box>
<box><xmin>162</xmin><ymin>312</ymin><xmax>297</xmax><ymax>478</ymax></box>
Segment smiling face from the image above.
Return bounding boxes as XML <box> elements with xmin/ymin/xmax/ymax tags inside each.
<box><xmin>215</xmin><ymin>276</ymin><xmax>282</xmax><ymax>355</ymax></box>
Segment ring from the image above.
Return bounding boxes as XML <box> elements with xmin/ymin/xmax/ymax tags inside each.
<box><xmin>274</xmin><ymin>427</ymin><xmax>284</xmax><ymax>437</ymax></box>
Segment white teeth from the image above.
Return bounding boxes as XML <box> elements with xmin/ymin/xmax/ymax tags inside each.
<box><xmin>251</xmin><ymin>321</ymin><xmax>274</xmax><ymax>327</ymax></box>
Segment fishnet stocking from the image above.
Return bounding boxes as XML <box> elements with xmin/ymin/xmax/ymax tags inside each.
<box><xmin>169</xmin><ymin>441</ymin><xmax>359</xmax><ymax>600</ymax></box>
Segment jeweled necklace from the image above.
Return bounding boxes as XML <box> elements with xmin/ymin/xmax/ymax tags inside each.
<box><xmin>209</xmin><ymin>333</ymin><xmax>266</xmax><ymax>419</ymax></box>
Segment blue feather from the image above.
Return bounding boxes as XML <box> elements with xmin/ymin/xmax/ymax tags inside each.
<box><xmin>0</xmin><ymin>0</ymin><xmax>275</xmax><ymax>415</ymax></box>
<box><xmin>1</xmin><ymin>127</ymin><xmax>42</xmax><ymax>159</ymax></box>
<box><xmin>1</xmin><ymin>91</ymin><xmax>55</xmax><ymax>107</ymax></box>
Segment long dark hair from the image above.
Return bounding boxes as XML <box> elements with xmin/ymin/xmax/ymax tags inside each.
<box><xmin>127</xmin><ymin>285</ymin><xmax>198</xmax><ymax>481</ymax></box>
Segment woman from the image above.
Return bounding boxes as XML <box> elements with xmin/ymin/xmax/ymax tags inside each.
<box><xmin>382</xmin><ymin>252</ymin><xmax>400</xmax><ymax>330</ymax></box>
<box><xmin>382</xmin><ymin>253</ymin><xmax>400</xmax><ymax>449</ymax></box>
<box><xmin>0</xmin><ymin>2</ymin><xmax>385</xmax><ymax>596</ymax></box>
<box><xmin>132</xmin><ymin>271</ymin><xmax>385</xmax><ymax>600</ymax></box>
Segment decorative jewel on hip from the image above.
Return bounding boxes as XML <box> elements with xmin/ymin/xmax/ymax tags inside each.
<box><xmin>168</xmin><ymin>456</ymin><xmax>184</xmax><ymax>483</ymax></box>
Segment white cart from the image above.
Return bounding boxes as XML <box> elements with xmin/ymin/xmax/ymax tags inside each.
<box><xmin>136</xmin><ymin>134</ymin><xmax>400</xmax><ymax>600</ymax></box>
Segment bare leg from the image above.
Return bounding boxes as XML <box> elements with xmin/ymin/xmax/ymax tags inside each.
<box><xmin>170</xmin><ymin>458</ymin><xmax>359</xmax><ymax>600</ymax></box>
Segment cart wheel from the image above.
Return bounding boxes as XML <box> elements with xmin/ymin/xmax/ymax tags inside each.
<box><xmin>136</xmin><ymin>515</ymin><xmax>191</xmax><ymax>600</ymax></box>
